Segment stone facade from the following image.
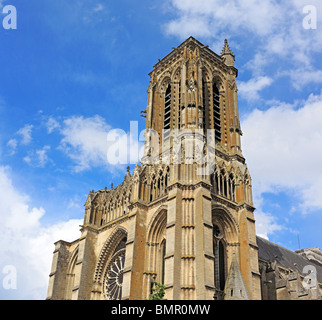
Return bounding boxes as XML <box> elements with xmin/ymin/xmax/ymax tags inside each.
<box><xmin>46</xmin><ymin>37</ymin><xmax>321</xmax><ymax>300</ymax></box>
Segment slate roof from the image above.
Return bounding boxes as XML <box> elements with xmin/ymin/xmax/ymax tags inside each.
<box><xmin>256</xmin><ymin>236</ymin><xmax>322</xmax><ymax>283</ymax></box>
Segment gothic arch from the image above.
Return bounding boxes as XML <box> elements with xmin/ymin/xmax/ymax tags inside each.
<box><xmin>159</xmin><ymin>74</ymin><xmax>171</xmax><ymax>93</ymax></box>
<box><xmin>212</xmin><ymin>224</ymin><xmax>227</xmax><ymax>293</ymax></box>
<box><xmin>171</xmin><ymin>63</ymin><xmax>182</xmax><ymax>82</ymax></box>
<box><xmin>146</xmin><ymin>206</ymin><xmax>167</xmax><ymax>243</ymax></box>
<box><xmin>212</xmin><ymin>70</ymin><xmax>226</xmax><ymax>91</ymax></box>
<box><xmin>93</xmin><ymin>226</ymin><xmax>128</xmax><ymax>285</ymax></box>
<box><xmin>202</xmin><ymin>64</ymin><xmax>212</xmax><ymax>82</ymax></box>
<box><xmin>202</xmin><ymin>59</ymin><xmax>215</xmax><ymax>80</ymax></box>
<box><xmin>212</xmin><ymin>204</ymin><xmax>239</xmax><ymax>297</ymax></box>
<box><xmin>212</xmin><ymin>204</ymin><xmax>239</xmax><ymax>244</ymax></box>
<box><xmin>65</xmin><ymin>245</ymin><xmax>79</xmax><ymax>300</ymax></box>
<box><xmin>144</xmin><ymin>206</ymin><xmax>167</xmax><ymax>298</ymax></box>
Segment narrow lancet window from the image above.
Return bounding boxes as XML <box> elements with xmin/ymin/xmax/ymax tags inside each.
<box><xmin>164</xmin><ymin>84</ymin><xmax>171</xmax><ymax>140</ymax></box>
<box><xmin>161</xmin><ymin>240</ymin><xmax>166</xmax><ymax>284</ymax></box>
<box><xmin>213</xmin><ymin>83</ymin><xmax>221</xmax><ymax>142</ymax></box>
<box><xmin>213</xmin><ymin>224</ymin><xmax>226</xmax><ymax>296</ymax></box>
<box><xmin>202</xmin><ymin>79</ymin><xmax>207</xmax><ymax>133</ymax></box>
<box><xmin>178</xmin><ymin>81</ymin><xmax>181</xmax><ymax>129</ymax></box>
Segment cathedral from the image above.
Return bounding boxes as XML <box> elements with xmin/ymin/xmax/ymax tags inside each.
<box><xmin>46</xmin><ymin>37</ymin><xmax>322</xmax><ymax>300</ymax></box>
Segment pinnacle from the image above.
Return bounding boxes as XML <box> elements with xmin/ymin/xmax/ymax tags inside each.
<box><xmin>221</xmin><ymin>39</ymin><xmax>235</xmax><ymax>57</ymax></box>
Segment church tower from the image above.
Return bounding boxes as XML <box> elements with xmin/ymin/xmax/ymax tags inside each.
<box><xmin>47</xmin><ymin>37</ymin><xmax>261</xmax><ymax>300</ymax></box>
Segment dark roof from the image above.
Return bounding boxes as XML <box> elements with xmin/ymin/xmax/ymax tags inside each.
<box><xmin>256</xmin><ymin>236</ymin><xmax>322</xmax><ymax>283</ymax></box>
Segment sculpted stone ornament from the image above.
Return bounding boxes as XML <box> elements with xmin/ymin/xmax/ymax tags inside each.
<box><xmin>187</xmin><ymin>76</ymin><xmax>196</xmax><ymax>92</ymax></box>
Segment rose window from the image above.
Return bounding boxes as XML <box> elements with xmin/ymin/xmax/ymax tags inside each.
<box><xmin>104</xmin><ymin>249</ymin><xmax>125</xmax><ymax>300</ymax></box>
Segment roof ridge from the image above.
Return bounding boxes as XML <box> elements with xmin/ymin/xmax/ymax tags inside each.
<box><xmin>256</xmin><ymin>235</ymin><xmax>311</xmax><ymax>262</ymax></box>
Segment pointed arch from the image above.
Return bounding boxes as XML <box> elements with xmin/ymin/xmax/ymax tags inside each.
<box><xmin>159</xmin><ymin>74</ymin><xmax>171</xmax><ymax>94</ymax></box>
<box><xmin>212</xmin><ymin>71</ymin><xmax>226</xmax><ymax>91</ymax></box>
<box><xmin>212</xmin><ymin>204</ymin><xmax>239</xmax><ymax>298</ymax></box>
<box><xmin>65</xmin><ymin>245</ymin><xmax>79</xmax><ymax>300</ymax></box>
<box><xmin>171</xmin><ymin>63</ymin><xmax>182</xmax><ymax>82</ymax></box>
<box><xmin>146</xmin><ymin>206</ymin><xmax>167</xmax><ymax>244</ymax></box>
<box><xmin>93</xmin><ymin>226</ymin><xmax>128</xmax><ymax>285</ymax></box>
<box><xmin>212</xmin><ymin>204</ymin><xmax>239</xmax><ymax>242</ymax></box>
<box><xmin>144</xmin><ymin>206</ymin><xmax>167</xmax><ymax>298</ymax></box>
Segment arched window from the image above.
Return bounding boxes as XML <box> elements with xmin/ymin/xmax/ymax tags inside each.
<box><xmin>213</xmin><ymin>83</ymin><xmax>221</xmax><ymax>142</ymax></box>
<box><xmin>178</xmin><ymin>81</ymin><xmax>181</xmax><ymax>129</ymax></box>
<box><xmin>213</xmin><ymin>225</ymin><xmax>226</xmax><ymax>295</ymax></box>
<box><xmin>160</xmin><ymin>239</ymin><xmax>166</xmax><ymax>285</ymax></box>
<box><xmin>202</xmin><ymin>78</ymin><xmax>207</xmax><ymax>133</ymax></box>
<box><xmin>104</xmin><ymin>237</ymin><xmax>127</xmax><ymax>300</ymax></box>
<box><xmin>89</xmin><ymin>207</ymin><xmax>95</xmax><ymax>224</ymax></box>
<box><xmin>164</xmin><ymin>84</ymin><xmax>171</xmax><ymax>140</ymax></box>
<box><xmin>65</xmin><ymin>249</ymin><xmax>78</xmax><ymax>300</ymax></box>
<box><xmin>218</xmin><ymin>241</ymin><xmax>225</xmax><ymax>290</ymax></box>
<box><xmin>213</xmin><ymin>172</ymin><xmax>219</xmax><ymax>194</ymax></box>
<box><xmin>229</xmin><ymin>174</ymin><xmax>236</xmax><ymax>202</ymax></box>
<box><xmin>223</xmin><ymin>177</ymin><xmax>228</xmax><ymax>198</ymax></box>
<box><xmin>145</xmin><ymin>209</ymin><xmax>167</xmax><ymax>298</ymax></box>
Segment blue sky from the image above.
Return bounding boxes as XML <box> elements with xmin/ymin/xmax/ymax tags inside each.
<box><xmin>1</xmin><ymin>0</ymin><xmax>322</xmax><ymax>299</ymax></box>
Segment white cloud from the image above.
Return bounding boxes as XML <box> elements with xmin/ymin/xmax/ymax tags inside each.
<box><xmin>7</xmin><ymin>139</ymin><xmax>17</xmax><ymax>155</ymax></box>
<box><xmin>255</xmin><ymin>210</ymin><xmax>284</xmax><ymax>240</ymax></box>
<box><xmin>289</xmin><ymin>68</ymin><xmax>322</xmax><ymax>90</ymax></box>
<box><xmin>93</xmin><ymin>3</ymin><xmax>104</xmax><ymax>13</ymax></box>
<box><xmin>67</xmin><ymin>196</ymin><xmax>81</xmax><ymax>209</ymax></box>
<box><xmin>23</xmin><ymin>155</ymin><xmax>31</xmax><ymax>164</ymax></box>
<box><xmin>165</xmin><ymin>0</ymin><xmax>285</xmax><ymax>39</ymax></box>
<box><xmin>46</xmin><ymin>116</ymin><xmax>60</xmax><ymax>134</ymax></box>
<box><xmin>165</xmin><ymin>15</ymin><xmax>213</xmax><ymax>39</ymax></box>
<box><xmin>36</xmin><ymin>145</ymin><xmax>51</xmax><ymax>167</ymax></box>
<box><xmin>242</xmin><ymin>91</ymin><xmax>322</xmax><ymax>215</ymax></box>
<box><xmin>17</xmin><ymin>124</ymin><xmax>33</xmax><ymax>145</ymax></box>
<box><xmin>58</xmin><ymin>115</ymin><xmax>111</xmax><ymax>172</ymax></box>
<box><xmin>23</xmin><ymin>145</ymin><xmax>51</xmax><ymax>168</ymax></box>
<box><xmin>164</xmin><ymin>0</ymin><xmax>322</xmax><ymax>88</ymax></box>
<box><xmin>238</xmin><ymin>76</ymin><xmax>273</xmax><ymax>101</ymax></box>
<box><xmin>244</xmin><ymin>52</ymin><xmax>270</xmax><ymax>77</ymax></box>
<box><xmin>58</xmin><ymin>115</ymin><xmax>143</xmax><ymax>172</ymax></box>
<box><xmin>0</xmin><ymin>165</ymin><xmax>82</xmax><ymax>299</ymax></box>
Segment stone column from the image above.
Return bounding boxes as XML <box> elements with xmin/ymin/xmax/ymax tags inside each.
<box><xmin>194</xmin><ymin>183</ymin><xmax>214</xmax><ymax>300</ymax></box>
<box><xmin>46</xmin><ymin>240</ymin><xmax>70</xmax><ymax>300</ymax></box>
<box><xmin>72</xmin><ymin>227</ymin><xmax>97</xmax><ymax>300</ymax></box>
<box><xmin>122</xmin><ymin>203</ymin><xmax>147</xmax><ymax>300</ymax></box>
<box><xmin>164</xmin><ymin>184</ymin><xmax>183</xmax><ymax>299</ymax></box>
<box><xmin>238</xmin><ymin>206</ymin><xmax>261</xmax><ymax>300</ymax></box>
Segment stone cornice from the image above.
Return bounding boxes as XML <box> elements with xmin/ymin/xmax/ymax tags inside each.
<box><xmin>212</xmin><ymin>194</ymin><xmax>238</xmax><ymax>210</ymax></box>
<box><xmin>128</xmin><ymin>200</ymin><xmax>148</xmax><ymax>211</ymax></box>
<box><xmin>167</xmin><ymin>180</ymin><xmax>212</xmax><ymax>192</ymax></box>
<box><xmin>211</xmin><ymin>193</ymin><xmax>255</xmax><ymax>212</ymax></box>
<box><xmin>215</xmin><ymin>147</ymin><xmax>245</xmax><ymax>164</ymax></box>
<box><xmin>83</xmin><ymin>214</ymin><xmax>130</xmax><ymax>234</ymax></box>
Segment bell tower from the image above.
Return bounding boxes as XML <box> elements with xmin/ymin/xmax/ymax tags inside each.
<box><xmin>141</xmin><ymin>36</ymin><xmax>261</xmax><ymax>300</ymax></box>
<box><xmin>47</xmin><ymin>37</ymin><xmax>261</xmax><ymax>301</ymax></box>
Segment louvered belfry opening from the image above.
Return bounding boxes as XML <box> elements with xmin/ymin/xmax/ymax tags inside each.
<box><xmin>164</xmin><ymin>83</ymin><xmax>171</xmax><ymax>141</ymax></box>
<box><xmin>213</xmin><ymin>83</ymin><xmax>221</xmax><ymax>142</ymax></box>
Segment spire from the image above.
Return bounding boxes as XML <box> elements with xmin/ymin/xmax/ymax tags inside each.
<box><xmin>124</xmin><ymin>165</ymin><xmax>131</xmax><ymax>182</ymax></box>
<box><xmin>221</xmin><ymin>39</ymin><xmax>235</xmax><ymax>67</ymax></box>
<box><xmin>223</xmin><ymin>253</ymin><xmax>250</xmax><ymax>300</ymax></box>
